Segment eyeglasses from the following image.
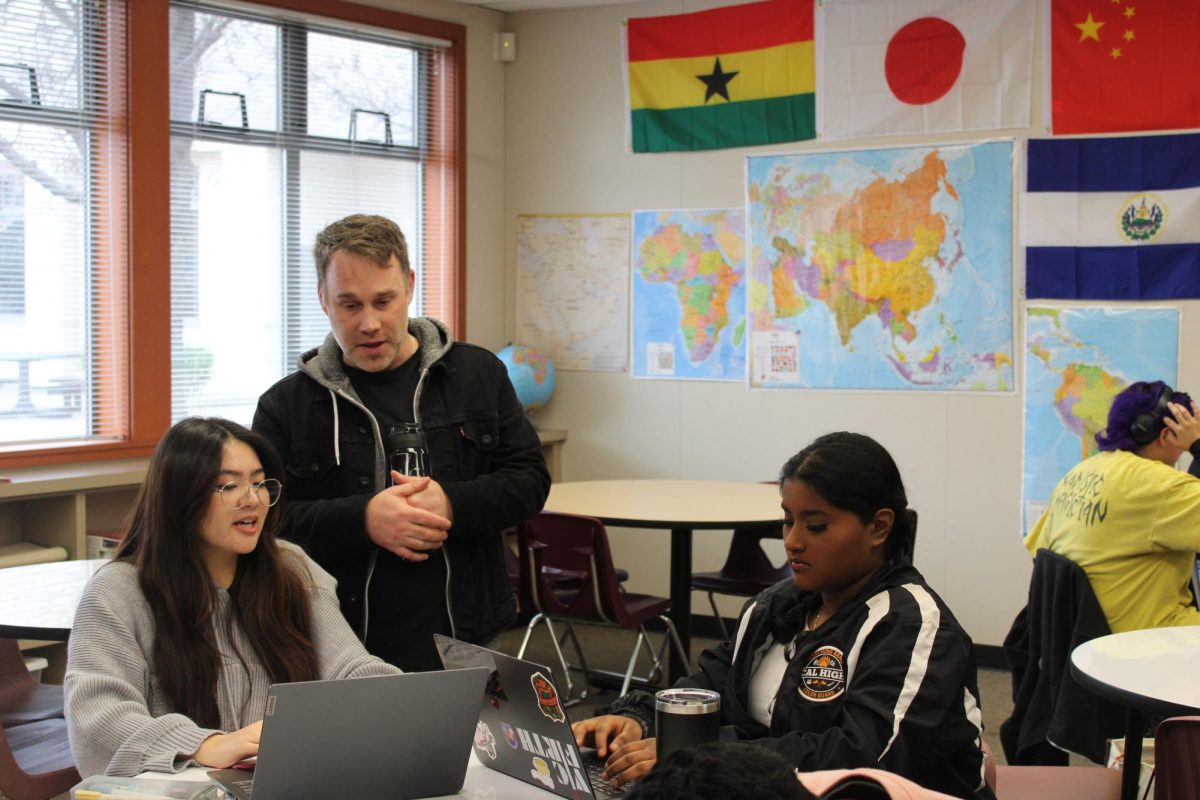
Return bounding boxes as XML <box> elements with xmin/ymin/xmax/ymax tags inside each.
<box><xmin>214</xmin><ymin>479</ymin><xmax>282</xmax><ymax>509</ymax></box>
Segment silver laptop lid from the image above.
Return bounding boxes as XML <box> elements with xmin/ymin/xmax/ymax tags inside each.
<box><xmin>247</xmin><ymin>669</ymin><xmax>487</xmax><ymax>800</ymax></box>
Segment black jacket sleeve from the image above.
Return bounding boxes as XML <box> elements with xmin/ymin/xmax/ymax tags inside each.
<box><xmin>439</xmin><ymin>357</ymin><xmax>551</xmax><ymax>540</ymax></box>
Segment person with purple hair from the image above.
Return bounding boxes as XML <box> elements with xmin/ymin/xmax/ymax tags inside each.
<box><xmin>1024</xmin><ymin>380</ymin><xmax>1200</xmax><ymax>633</ymax></box>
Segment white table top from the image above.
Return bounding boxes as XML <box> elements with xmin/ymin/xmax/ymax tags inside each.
<box><xmin>0</xmin><ymin>558</ymin><xmax>108</xmax><ymax>639</ymax></box>
<box><xmin>145</xmin><ymin>750</ymin><xmax>551</xmax><ymax>799</ymax></box>
<box><xmin>1070</xmin><ymin>625</ymin><xmax>1200</xmax><ymax>716</ymax></box>
<box><xmin>544</xmin><ymin>479</ymin><xmax>782</xmax><ymax>529</ymax></box>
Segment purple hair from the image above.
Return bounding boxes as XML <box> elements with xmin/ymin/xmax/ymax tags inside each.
<box><xmin>1095</xmin><ymin>380</ymin><xmax>1194</xmax><ymax>452</ymax></box>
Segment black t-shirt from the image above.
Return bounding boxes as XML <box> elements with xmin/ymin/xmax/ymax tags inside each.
<box><xmin>346</xmin><ymin>351</ymin><xmax>451</xmax><ymax>672</ymax></box>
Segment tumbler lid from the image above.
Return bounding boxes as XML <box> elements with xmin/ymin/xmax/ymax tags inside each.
<box><xmin>655</xmin><ymin>688</ymin><xmax>720</xmax><ymax>714</ymax></box>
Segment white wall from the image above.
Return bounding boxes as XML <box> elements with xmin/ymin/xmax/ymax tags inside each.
<box><xmin>500</xmin><ymin>0</ymin><xmax>1200</xmax><ymax>646</ymax></box>
<box><xmin>364</xmin><ymin>0</ymin><xmax>511</xmax><ymax>349</ymax></box>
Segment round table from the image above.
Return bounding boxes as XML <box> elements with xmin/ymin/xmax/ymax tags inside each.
<box><xmin>0</xmin><ymin>559</ymin><xmax>109</xmax><ymax>640</ymax></box>
<box><xmin>543</xmin><ymin>479</ymin><xmax>783</xmax><ymax>680</ymax></box>
<box><xmin>1071</xmin><ymin>626</ymin><xmax>1200</xmax><ymax>800</ymax></box>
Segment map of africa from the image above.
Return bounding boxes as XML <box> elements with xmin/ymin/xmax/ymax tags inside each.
<box><xmin>1022</xmin><ymin>306</ymin><xmax>1180</xmax><ymax>533</ymax></box>
<box><xmin>515</xmin><ymin>214</ymin><xmax>629</xmax><ymax>372</ymax></box>
<box><xmin>631</xmin><ymin>209</ymin><xmax>746</xmax><ymax>380</ymax></box>
<box><xmin>746</xmin><ymin>141</ymin><xmax>1014</xmax><ymax>390</ymax></box>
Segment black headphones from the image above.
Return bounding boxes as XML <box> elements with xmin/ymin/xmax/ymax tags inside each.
<box><xmin>1129</xmin><ymin>385</ymin><xmax>1174</xmax><ymax>446</ymax></box>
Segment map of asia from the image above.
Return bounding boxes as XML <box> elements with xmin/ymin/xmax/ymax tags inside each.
<box><xmin>746</xmin><ymin>141</ymin><xmax>1015</xmax><ymax>391</ymax></box>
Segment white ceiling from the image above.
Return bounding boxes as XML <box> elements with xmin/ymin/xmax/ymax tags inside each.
<box><xmin>451</xmin><ymin>0</ymin><xmax>652</xmax><ymax>14</ymax></box>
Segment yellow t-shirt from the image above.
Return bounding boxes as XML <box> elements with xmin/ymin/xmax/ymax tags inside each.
<box><xmin>1025</xmin><ymin>450</ymin><xmax>1200</xmax><ymax>633</ymax></box>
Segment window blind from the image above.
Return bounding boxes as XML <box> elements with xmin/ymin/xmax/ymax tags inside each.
<box><xmin>169</xmin><ymin>0</ymin><xmax>459</xmax><ymax>425</ymax></box>
<box><xmin>0</xmin><ymin>0</ymin><xmax>129</xmax><ymax>450</ymax></box>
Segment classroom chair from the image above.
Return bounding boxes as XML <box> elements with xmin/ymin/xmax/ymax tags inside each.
<box><xmin>0</xmin><ymin>639</ymin><xmax>64</xmax><ymax>727</ymax></box>
<box><xmin>0</xmin><ymin>717</ymin><xmax>80</xmax><ymax>800</ymax></box>
<box><xmin>1000</xmin><ymin>548</ymin><xmax>1126</xmax><ymax>765</ymax></box>
<box><xmin>690</xmin><ymin>522</ymin><xmax>789</xmax><ymax>641</ymax></box>
<box><xmin>514</xmin><ymin>512</ymin><xmax>689</xmax><ymax>703</ymax></box>
<box><xmin>1153</xmin><ymin>716</ymin><xmax>1200</xmax><ymax>800</ymax></box>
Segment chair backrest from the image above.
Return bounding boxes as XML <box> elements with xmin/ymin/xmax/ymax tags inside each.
<box><xmin>718</xmin><ymin>524</ymin><xmax>789</xmax><ymax>582</ymax></box>
<box><xmin>1155</xmin><ymin>716</ymin><xmax>1200</xmax><ymax>800</ymax></box>
<box><xmin>516</xmin><ymin>512</ymin><xmax>625</xmax><ymax>625</ymax></box>
<box><xmin>1000</xmin><ymin>548</ymin><xmax>1125</xmax><ymax>765</ymax></box>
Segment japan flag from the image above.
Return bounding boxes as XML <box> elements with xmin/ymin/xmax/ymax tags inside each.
<box><xmin>819</xmin><ymin>0</ymin><xmax>1034</xmax><ymax>140</ymax></box>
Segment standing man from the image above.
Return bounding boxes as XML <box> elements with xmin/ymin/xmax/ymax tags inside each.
<box><xmin>253</xmin><ymin>214</ymin><xmax>550</xmax><ymax>671</ymax></box>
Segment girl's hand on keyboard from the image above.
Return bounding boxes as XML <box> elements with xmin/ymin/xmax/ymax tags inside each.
<box><xmin>602</xmin><ymin>737</ymin><xmax>657</xmax><ymax>788</ymax></box>
<box><xmin>571</xmin><ymin>714</ymin><xmax>643</xmax><ymax>758</ymax></box>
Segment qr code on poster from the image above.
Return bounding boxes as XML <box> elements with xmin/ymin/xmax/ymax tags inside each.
<box><xmin>655</xmin><ymin>348</ymin><xmax>674</xmax><ymax>372</ymax></box>
<box><xmin>770</xmin><ymin>345</ymin><xmax>797</xmax><ymax>374</ymax></box>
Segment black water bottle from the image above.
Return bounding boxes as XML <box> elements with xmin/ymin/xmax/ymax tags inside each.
<box><xmin>387</xmin><ymin>422</ymin><xmax>428</xmax><ymax>482</ymax></box>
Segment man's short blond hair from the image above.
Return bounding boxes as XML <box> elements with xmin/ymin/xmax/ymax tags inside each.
<box><xmin>313</xmin><ymin>214</ymin><xmax>411</xmax><ymax>285</ymax></box>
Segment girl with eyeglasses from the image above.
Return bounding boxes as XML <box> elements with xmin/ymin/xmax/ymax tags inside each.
<box><xmin>64</xmin><ymin>417</ymin><xmax>401</xmax><ymax>778</ymax></box>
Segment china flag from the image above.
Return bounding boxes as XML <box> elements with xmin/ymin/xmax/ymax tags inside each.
<box><xmin>1051</xmin><ymin>0</ymin><xmax>1200</xmax><ymax>134</ymax></box>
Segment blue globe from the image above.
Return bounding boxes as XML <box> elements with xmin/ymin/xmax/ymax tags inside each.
<box><xmin>497</xmin><ymin>344</ymin><xmax>556</xmax><ymax>414</ymax></box>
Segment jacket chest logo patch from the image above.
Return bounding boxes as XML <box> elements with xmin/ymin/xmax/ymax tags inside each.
<box><xmin>798</xmin><ymin>645</ymin><xmax>846</xmax><ymax>702</ymax></box>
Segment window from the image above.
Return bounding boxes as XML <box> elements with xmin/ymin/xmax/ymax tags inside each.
<box><xmin>0</xmin><ymin>0</ymin><xmax>128</xmax><ymax>451</ymax></box>
<box><xmin>168</xmin><ymin>0</ymin><xmax>460</xmax><ymax>424</ymax></box>
<box><xmin>0</xmin><ymin>0</ymin><xmax>463</xmax><ymax>466</ymax></box>
<box><xmin>0</xmin><ymin>172</ymin><xmax>25</xmax><ymax>314</ymax></box>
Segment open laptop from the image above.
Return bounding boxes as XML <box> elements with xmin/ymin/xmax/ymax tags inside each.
<box><xmin>208</xmin><ymin>669</ymin><xmax>487</xmax><ymax>800</ymax></box>
<box><xmin>434</xmin><ymin>634</ymin><xmax>628</xmax><ymax>800</ymax></box>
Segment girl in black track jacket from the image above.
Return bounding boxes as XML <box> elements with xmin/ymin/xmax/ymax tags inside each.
<box><xmin>573</xmin><ymin>432</ymin><xmax>995</xmax><ymax>800</ymax></box>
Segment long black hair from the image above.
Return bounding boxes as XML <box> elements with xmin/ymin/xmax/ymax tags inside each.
<box><xmin>116</xmin><ymin>417</ymin><xmax>319</xmax><ymax>728</ymax></box>
<box><xmin>779</xmin><ymin>431</ymin><xmax>915</xmax><ymax>561</ymax></box>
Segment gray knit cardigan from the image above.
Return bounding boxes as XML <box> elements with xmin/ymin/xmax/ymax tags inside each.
<box><xmin>64</xmin><ymin>542</ymin><xmax>400</xmax><ymax>778</ymax></box>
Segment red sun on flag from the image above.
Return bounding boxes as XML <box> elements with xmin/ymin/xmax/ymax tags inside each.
<box><xmin>884</xmin><ymin>17</ymin><xmax>966</xmax><ymax>105</ymax></box>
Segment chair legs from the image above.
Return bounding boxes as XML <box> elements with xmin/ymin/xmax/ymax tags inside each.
<box><xmin>617</xmin><ymin>616</ymin><xmax>691</xmax><ymax>696</ymax></box>
<box><xmin>517</xmin><ymin>613</ymin><xmax>591</xmax><ymax>706</ymax></box>
<box><xmin>519</xmin><ymin>614</ymin><xmax>693</xmax><ymax>700</ymax></box>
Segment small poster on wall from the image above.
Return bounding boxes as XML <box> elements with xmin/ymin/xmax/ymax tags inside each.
<box><xmin>515</xmin><ymin>214</ymin><xmax>629</xmax><ymax>373</ymax></box>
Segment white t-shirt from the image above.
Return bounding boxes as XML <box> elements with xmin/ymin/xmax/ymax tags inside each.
<box><xmin>747</xmin><ymin>640</ymin><xmax>791</xmax><ymax>726</ymax></box>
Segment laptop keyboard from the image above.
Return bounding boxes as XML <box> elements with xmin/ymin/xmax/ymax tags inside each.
<box><xmin>584</xmin><ymin>758</ymin><xmax>627</xmax><ymax>799</ymax></box>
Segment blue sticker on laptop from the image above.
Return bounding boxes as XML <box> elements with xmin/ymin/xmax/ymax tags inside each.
<box><xmin>501</xmin><ymin>721</ymin><xmax>520</xmax><ymax>749</ymax></box>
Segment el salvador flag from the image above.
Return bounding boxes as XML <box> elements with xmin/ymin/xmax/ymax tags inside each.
<box><xmin>1024</xmin><ymin>132</ymin><xmax>1200</xmax><ymax>300</ymax></box>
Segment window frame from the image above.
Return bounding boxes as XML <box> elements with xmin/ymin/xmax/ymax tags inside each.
<box><xmin>0</xmin><ymin>0</ymin><xmax>465</xmax><ymax>468</ymax></box>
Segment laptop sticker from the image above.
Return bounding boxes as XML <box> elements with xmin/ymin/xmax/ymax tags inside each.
<box><xmin>501</xmin><ymin>722</ymin><xmax>520</xmax><ymax>749</ymax></box>
<box><xmin>486</xmin><ymin>670</ymin><xmax>508</xmax><ymax>710</ymax></box>
<box><xmin>531</xmin><ymin>671</ymin><xmax>566</xmax><ymax>723</ymax></box>
<box><xmin>513</xmin><ymin>724</ymin><xmax>590</xmax><ymax>792</ymax></box>
<box><xmin>475</xmin><ymin>721</ymin><xmax>498</xmax><ymax>760</ymax></box>
<box><xmin>799</xmin><ymin>645</ymin><xmax>846</xmax><ymax>702</ymax></box>
<box><xmin>531</xmin><ymin>757</ymin><xmax>555</xmax><ymax>789</ymax></box>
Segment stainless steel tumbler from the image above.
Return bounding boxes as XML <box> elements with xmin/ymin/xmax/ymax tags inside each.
<box><xmin>655</xmin><ymin>688</ymin><xmax>721</xmax><ymax>760</ymax></box>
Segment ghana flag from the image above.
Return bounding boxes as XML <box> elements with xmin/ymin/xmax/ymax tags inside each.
<box><xmin>626</xmin><ymin>0</ymin><xmax>815</xmax><ymax>153</ymax></box>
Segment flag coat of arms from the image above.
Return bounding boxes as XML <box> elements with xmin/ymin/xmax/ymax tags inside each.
<box><xmin>1051</xmin><ymin>0</ymin><xmax>1200</xmax><ymax>135</ymax></box>
<box><xmin>820</xmin><ymin>0</ymin><xmax>1034</xmax><ymax>140</ymax></box>
<box><xmin>625</xmin><ymin>0</ymin><xmax>814</xmax><ymax>153</ymax></box>
<box><xmin>1024</xmin><ymin>133</ymin><xmax>1200</xmax><ymax>300</ymax></box>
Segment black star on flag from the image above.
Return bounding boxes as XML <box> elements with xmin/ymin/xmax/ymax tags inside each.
<box><xmin>697</xmin><ymin>58</ymin><xmax>739</xmax><ymax>104</ymax></box>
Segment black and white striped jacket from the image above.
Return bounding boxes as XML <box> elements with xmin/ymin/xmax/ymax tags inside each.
<box><xmin>614</xmin><ymin>561</ymin><xmax>994</xmax><ymax>799</ymax></box>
